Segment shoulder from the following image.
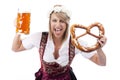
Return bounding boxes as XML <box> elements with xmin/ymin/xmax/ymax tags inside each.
<box><xmin>23</xmin><ymin>32</ymin><xmax>45</xmax><ymax>43</ymax></box>
<box><xmin>30</xmin><ymin>32</ymin><xmax>42</xmax><ymax>37</ymax></box>
<box><xmin>41</xmin><ymin>32</ymin><xmax>49</xmax><ymax>36</ymax></box>
<box><xmin>22</xmin><ymin>32</ymin><xmax>49</xmax><ymax>49</ymax></box>
<box><xmin>28</xmin><ymin>32</ymin><xmax>48</xmax><ymax>39</ymax></box>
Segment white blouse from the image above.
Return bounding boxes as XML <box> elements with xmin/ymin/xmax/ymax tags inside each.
<box><xmin>22</xmin><ymin>32</ymin><xmax>96</xmax><ymax>66</ymax></box>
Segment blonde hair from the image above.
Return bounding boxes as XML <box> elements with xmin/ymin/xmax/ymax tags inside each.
<box><xmin>48</xmin><ymin>5</ymin><xmax>70</xmax><ymax>41</ymax></box>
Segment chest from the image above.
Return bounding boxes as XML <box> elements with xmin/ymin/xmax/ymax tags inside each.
<box><xmin>43</xmin><ymin>43</ymin><xmax>69</xmax><ymax>66</ymax></box>
<box><xmin>39</xmin><ymin>32</ymin><xmax>75</xmax><ymax>66</ymax></box>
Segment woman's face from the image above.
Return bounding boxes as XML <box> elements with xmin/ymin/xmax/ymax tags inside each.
<box><xmin>50</xmin><ymin>13</ymin><xmax>67</xmax><ymax>39</ymax></box>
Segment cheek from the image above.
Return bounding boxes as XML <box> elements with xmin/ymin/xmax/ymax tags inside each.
<box><xmin>50</xmin><ymin>25</ymin><xmax>54</xmax><ymax>32</ymax></box>
<box><xmin>50</xmin><ymin>22</ymin><xmax>55</xmax><ymax>28</ymax></box>
<box><xmin>63</xmin><ymin>24</ymin><xmax>67</xmax><ymax>31</ymax></box>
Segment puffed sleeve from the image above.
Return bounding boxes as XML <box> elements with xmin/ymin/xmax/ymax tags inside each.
<box><xmin>22</xmin><ymin>32</ymin><xmax>42</xmax><ymax>49</ymax></box>
<box><xmin>75</xmin><ymin>40</ymin><xmax>97</xmax><ymax>59</ymax></box>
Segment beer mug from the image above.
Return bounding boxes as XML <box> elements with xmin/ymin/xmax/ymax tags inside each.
<box><xmin>16</xmin><ymin>8</ymin><xmax>31</xmax><ymax>34</ymax></box>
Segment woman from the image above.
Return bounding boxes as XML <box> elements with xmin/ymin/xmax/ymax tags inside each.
<box><xmin>12</xmin><ymin>5</ymin><xmax>107</xmax><ymax>80</ymax></box>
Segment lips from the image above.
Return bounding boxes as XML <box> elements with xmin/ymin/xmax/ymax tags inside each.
<box><xmin>54</xmin><ymin>28</ymin><xmax>62</xmax><ymax>34</ymax></box>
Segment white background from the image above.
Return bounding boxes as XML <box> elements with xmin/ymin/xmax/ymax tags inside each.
<box><xmin>0</xmin><ymin>0</ymin><xmax>119</xmax><ymax>80</ymax></box>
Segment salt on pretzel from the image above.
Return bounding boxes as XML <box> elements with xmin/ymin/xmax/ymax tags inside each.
<box><xmin>70</xmin><ymin>22</ymin><xmax>105</xmax><ymax>52</ymax></box>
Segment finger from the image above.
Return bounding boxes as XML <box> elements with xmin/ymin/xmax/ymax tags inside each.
<box><xmin>98</xmin><ymin>39</ymin><xmax>104</xmax><ymax>47</ymax></box>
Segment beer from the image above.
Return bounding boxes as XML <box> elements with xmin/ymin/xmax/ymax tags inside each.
<box><xmin>16</xmin><ymin>12</ymin><xmax>31</xmax><ymax>34</ymax></box>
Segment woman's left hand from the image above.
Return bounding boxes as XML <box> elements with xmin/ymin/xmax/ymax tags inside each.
<box><xmin>98</xmin><ymin>35</ymin><xmax>107</xmax><ymax>48</ymax></box>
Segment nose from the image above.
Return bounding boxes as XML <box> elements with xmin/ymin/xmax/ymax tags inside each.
<box><xmin>55</xmin><ymin>22</ymin><xmax>60</xmax><ymax>28</ymax></box>
<box><xmin>56</xmin><ymin>21</ymin><xmax>61</xmax><ymax>27</ymax></box>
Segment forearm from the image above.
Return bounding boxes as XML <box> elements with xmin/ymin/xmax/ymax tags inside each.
<box><xmin>96</xmin><ymin>48</ymin><xmax>106</xmax><ymax>66</ymax></box>
<box><xmin>12</xmin><ymin>33</ymin><xmax>22</xmax><ymax>52</ymax></box>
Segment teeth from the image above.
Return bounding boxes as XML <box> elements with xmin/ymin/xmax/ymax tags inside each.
<box><xmin>55</xmin><ymin>29</ymin><xmax>61</xmax><ymax>31</ymax></box>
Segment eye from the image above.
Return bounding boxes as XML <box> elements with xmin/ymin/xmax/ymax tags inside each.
<box><xmin>52</xmin><ymin>19</ymin><xmax>57</xmax><ymax>22</ymax></box>
<box><xmin>60</xmin><ymin>20</ymin><xmax>65</xmax><ymax>23</ymax></box>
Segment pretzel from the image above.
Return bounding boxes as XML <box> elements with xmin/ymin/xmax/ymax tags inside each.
<box><xmin>70</xmin><ymin>22</ymin><xmax>105</xmax><ymax>52</ymax></box>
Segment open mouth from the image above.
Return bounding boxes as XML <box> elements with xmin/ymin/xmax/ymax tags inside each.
<box><xmin>54</xmin><ymin>28</ymin><xmax>62</xmax><ymax>33</ymax></box>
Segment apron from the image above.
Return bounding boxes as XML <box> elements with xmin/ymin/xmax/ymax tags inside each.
<box><xmin>35</xmin><ymin>32</ymin><xmax>77</xmax><ymax>80</ymax></box>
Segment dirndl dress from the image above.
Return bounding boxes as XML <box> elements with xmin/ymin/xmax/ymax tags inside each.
<box><xmin>35</xmin><ymin>32</ymin><xmax>77</xmax><ymax>80</ymax></box>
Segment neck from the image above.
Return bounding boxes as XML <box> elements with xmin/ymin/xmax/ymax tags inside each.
<box><xmin>53</xmin><ymin>37</ymin><xmax>63</xmax><ymax>44</ymax></box>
